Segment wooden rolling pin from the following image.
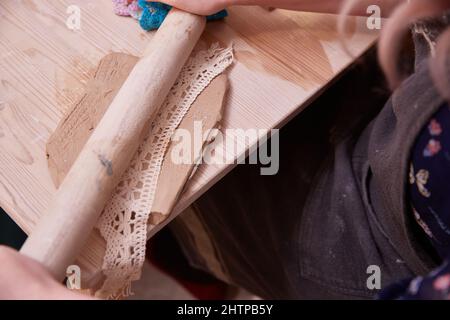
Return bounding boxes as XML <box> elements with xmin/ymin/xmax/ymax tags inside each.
<box><xmin>20</xmin><ymin>9</ymin><xmax>206</xmax><ymax>280</ymax></box>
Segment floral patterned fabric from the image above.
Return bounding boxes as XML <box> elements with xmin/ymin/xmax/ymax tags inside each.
<box><xmin>380</xmin><ymin>104</ymin><xmax>450</xmax><ymax>299</ymax></box>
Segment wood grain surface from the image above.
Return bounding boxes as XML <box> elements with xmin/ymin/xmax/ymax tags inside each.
<box><xmin>0</xmin><ymin>0</ymin><xmax>379</xmax><ymax>282</ymax></box>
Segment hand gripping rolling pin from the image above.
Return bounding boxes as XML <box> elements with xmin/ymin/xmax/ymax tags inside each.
<box><xmin>20</xmin><ymin>9</ymin><xmax>206</xmax><ymax>280</ymax></box>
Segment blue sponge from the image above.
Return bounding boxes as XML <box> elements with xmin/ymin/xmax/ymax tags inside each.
<box><xmin>138</xmin><ymin>1</ymin><xmax>228</xmax><ymax>31</ymax></box>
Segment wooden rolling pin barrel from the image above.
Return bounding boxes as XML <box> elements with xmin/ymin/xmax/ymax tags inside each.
<box><xmin>20</xmin><ymin>9</ymin><xmax>206</xmax><ymax>280</ymax></box>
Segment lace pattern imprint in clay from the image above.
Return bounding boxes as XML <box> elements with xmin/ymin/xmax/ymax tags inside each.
<box><xmin>95</xmin><ymin>44</ymin><xmax>234</xmax><ymax>299</ymax></box>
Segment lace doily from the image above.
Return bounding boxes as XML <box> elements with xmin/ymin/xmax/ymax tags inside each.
<box><xmin>95</xmin><ymin>44</ymin><xmax>234</xmax><ymax>299</ymax></box>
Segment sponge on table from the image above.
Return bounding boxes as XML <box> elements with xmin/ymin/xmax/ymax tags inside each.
<box><xmin>113</xmin><ymin>0</ymin><xmax>228</xmax><ymax>31</ymax></box>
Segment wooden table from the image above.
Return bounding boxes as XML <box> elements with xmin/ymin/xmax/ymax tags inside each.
<box><xmin>0</xmin><ymin>0</ymin><xmax>379</xmax><ymax>281</ymax></box>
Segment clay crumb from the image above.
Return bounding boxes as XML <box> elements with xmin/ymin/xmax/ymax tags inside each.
<box><xmin>98</xmin><ymin>154</ymin><xmax>113</xmax><ymax>176</ymax></box>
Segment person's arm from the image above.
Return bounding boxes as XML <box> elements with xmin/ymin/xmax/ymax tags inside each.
<box><xmin>155</xmin><ymin>0</ymin><xmax>404</xmax><ymax>16</ymax></box>
<box><xmin>231</xmin><ymin>0</ymin><xmax>402</xmax><ymax>16</ymax></box>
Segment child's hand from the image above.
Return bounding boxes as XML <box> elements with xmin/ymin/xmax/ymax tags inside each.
<box><xmin>154</xmin><ymin>0</ymin><xmax>231</xmax><ymax>16</ymax></box>
<box><xmin>0</xmin><ymin>246</ymin><xmax>92</xmax><ymax>300</ymax></box>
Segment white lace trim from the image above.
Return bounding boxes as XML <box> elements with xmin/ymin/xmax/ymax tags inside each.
<box><xmin>95</xmin><ymin>44</ymin><xmax>234</xmax><ymax>299</ymax></box>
